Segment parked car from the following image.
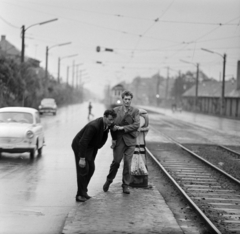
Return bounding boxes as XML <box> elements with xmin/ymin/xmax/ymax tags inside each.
<box><xmin>39</xmin><ymin>98</ymin><xmax>57</xmax><ymax>115</ymax></box>
<box><xmin>0</xmin><ymin>107</ymin><xmax>45</xmax><ymax>158</ymax></box>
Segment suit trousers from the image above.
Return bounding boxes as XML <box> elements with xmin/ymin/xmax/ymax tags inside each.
<box><xmin>107</xmin><ymin>137</ymin><xmax>135</xmax><ymax>186</ymax></box>
<box><xmin>73</xmin><ymin>149</ymin><xmax>95</xmax><ymax>197</ymax></box>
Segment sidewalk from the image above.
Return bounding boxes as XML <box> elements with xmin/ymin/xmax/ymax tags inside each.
<box><xmin>62</xmin><ymin>183</ymin><xmax>183</xmax><ymax>234</ymax></box>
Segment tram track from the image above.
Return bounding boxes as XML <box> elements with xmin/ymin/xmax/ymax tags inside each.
<box><xmin>150</xmin><ymin>117</ymin><xmax>240</xmax><ymax>179</ymax></box>
<box><xmin>146</xmin><ymin>130</ymin><xmax>240</xmax><ymax>234</ymax></box>
<box><xmin>160</xmin><ymin>117</ymin><xmax>240</xmax><ymax>157</ymax></box>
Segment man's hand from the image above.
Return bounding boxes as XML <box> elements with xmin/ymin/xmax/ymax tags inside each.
<box><xmin>111</xmin><ymin>140</ymin><xmax>116</xmax><ymax>149</ymax></box>
<box><xmin>112</xmin><ymin>125</ymin><xmax>118</xmax><ymax>131</ymax></box>
<box><xmin>112</xmin><ymin>125</ymin><xmax>124</xmax><ymax>131</ymax></box>
<box><xmin>79</xmin><ymin>158</ymin><xmax>86</xmax><ymax>168</ymax></box>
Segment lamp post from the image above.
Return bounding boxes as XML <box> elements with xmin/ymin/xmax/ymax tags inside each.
<box><xmin>45</xmin><ymin>42</ymin><xmax>71</xmax><ymax>79</ymax></box>
<box><xmin>58</xmin><ymin>54</ymin><xmax>78</xmax><ymax>83</ymax></box>
<box><xmin>180</xmin><ymin>60</ymin><xmax>199</xmax><ymax>111</ymax></box>
<box><xmin>201</xmin><ymin>48</ymin><xmax>226</xmax><ymax>115</ymax></box>
<box><xmin>21</xmin><ymin>18</ymin><xmax>58</xmax><ymax>63</ymax></box>
<box><xmin>75</xmin><ymin>63</ymin><xmax>83</xmax><ymax>89</ymax></box>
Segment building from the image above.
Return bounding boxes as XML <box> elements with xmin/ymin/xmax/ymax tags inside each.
<box><xmin>182</xmin><ymin>61</ymin><xmax>240</xmax><ymax>118</ymax></box>
<box><xmin>0</xmin><ymin>35</ymin><xmax>40</xmax><ymax>67</ymax></box>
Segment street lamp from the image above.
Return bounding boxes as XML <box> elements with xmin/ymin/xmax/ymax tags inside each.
<box><xmin>180</xmin><ymin>59</ymin><xmax>199</xmax><ymax>110</ymax></box>
<box><xmin>58</xmin><ymin>54</ymin><xmax>78</xmax><ymax>83</ymax></box>
<box><xmin>21</xmin><ymin>18</ymin><xmax>58</xmax><ymax>63</ymax></box>
<box><xmin>45</xmin><ymin>42</ymin><xmax>71</xmax><ymax>79</ymax></box>
<box><xmin>201</xmin><ymin>48</ymin><xmax>227</xmax><ymax>115</ymax></box>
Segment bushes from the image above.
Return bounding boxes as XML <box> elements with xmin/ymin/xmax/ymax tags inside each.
<box><xmin>0</xmin><ymin>55</ymin><xmax>83</xmax><ymax>108</ymax></box>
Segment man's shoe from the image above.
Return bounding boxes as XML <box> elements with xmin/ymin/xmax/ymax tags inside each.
<box><xmin>103</xmin><ymin>180</ymin><xmax>111</xmax><ymax>192</ymax></box>
<box><xmin>123</xmin><ymin>186</ymin><xmax>130</xmax><ymax>194</ymax></box>
<box><xmin>76</xmin><ymin>196</ymin><xmax>87</xmax><ymax>202</ymax></box>
<box><xmin>83</xmin><ymin>193</ymin><xmax>92</xmax><ymax>199</ymax></box>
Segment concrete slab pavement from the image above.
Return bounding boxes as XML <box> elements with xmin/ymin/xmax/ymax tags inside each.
<box><xmin>62</xmin><ymin>183</ymin><xmax>183</xmax><ymax>234</ymax></box>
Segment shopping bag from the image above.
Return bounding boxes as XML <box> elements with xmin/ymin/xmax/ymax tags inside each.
<box><xmin>131</xmin><ymin>145</ymin><xmax>148</xmax><ymax>176</ymax></box>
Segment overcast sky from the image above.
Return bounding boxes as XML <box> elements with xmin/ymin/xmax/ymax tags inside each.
<box><xmin>1</xmin><ymin>0</ymin><xmax>240</xmax><ymax>97</ymax></box>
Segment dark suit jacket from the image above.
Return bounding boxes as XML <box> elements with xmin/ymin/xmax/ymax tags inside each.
<box><xmin>111</xmin><ymin>106</ymin><xmax>140</xmax><ymax>146</ymax></box>
<box><xmin>71</xmin><ymin>117</ymin><xmax>109</xmax><ymax>161</ymax></box>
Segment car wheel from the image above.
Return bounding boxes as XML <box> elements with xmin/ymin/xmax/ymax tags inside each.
<box><xmin>30</xmin><ymin>148</ymin><xmax>36</xmax><ymax>159</ymax></box>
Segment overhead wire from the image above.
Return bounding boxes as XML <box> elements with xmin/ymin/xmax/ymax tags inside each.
<box><xmin>128</xmin><ymin>0</ymin><xmax>175</xmax><ymax>62</ymax></box>
<box><xmin>4</xmin><ymin>0</ymin><xmax>239</xmax><ymax>26</ymax></box>
<box><xmin>166</xmin><ymin>15</ymin><xmax>240</xmax><ymax>61</ymax></box>
<box><xmin>0</xmin><ymin>15</ymin><xmax>19</xmax><ymax>29</ymax></box>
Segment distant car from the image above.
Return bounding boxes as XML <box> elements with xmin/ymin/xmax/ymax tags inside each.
<box><xmin>39</xmin><ymin>98</ymin><xmax>57</xmax><ymax>115</ymax></box>
<box><xmin>0</xmin><ymin>107</ymin><xmax>45</xmax><ymax>158</ymax></box>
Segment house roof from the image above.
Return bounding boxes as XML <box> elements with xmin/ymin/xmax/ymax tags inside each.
<box><xmin>183</xmin><ymin>80</ymin><xmax>240</xmax><ymax>98</ymax></box>
<box><xmin>0</xmin><ymin>35</ymin><xmax>41</xmax><ymax>65</ymax></box>
<box><xmin>0</xmin><ymin>35</ymin><xmax>20</xmax><ymax>57</ymax></box>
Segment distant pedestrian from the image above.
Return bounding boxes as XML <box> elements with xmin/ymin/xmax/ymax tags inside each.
<box><xmin>103</xmin><ymin>90</ymin><xmax>140</xmax><ymax>194</ymax></box>
<box><xmin>88</xmin><ymin>102</ymin><xmax>94</xmax><ymax>120</ymax></box>
<box><xmin>71</xmin><ymin>109</ymin><xmax>117</xmax><ymax>202</ymax></box>
<box><xmin>172</xmin><ymin>103</ymin><xmax>176</xmax><ymax>113</ymax></box>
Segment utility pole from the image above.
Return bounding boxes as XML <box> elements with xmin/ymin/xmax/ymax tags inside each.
<box><xmin>201</xmin><ymin>48</ymin><xmax>227</xmax><ymax>116</ymax></box>
<box><xmin>45</xmin><ymin>42</ymin><xmax>71</xmax><ymax>80</ymax></box>
<box><xmin>45</xmin><ymin>46</ymin><xmax>49</xmax><ymax>79</ymax></box>
<box><xmin>178</xmin><ymin>70</ymin><xmax>181</xmax><ymax>104</ymax></box>
<box><xmin>57</xmin><ymin>57</ymin><xmax>61</xmax><ymax>83</ymax></box>
<box><xmin>72</xmin><ymin>60</ymin><xmax>75</xmax><ymax>88</ymax></box>
<box><xmin>21</xmin><ymin>18</ymin><xmax>58</xmax><ymax>63</ymax></box>
<box><xmin>21</xmin><ymin>25</ymin><xmax>25</xmax><ymax>63</ymax></box>
<box><xmin>195</xmin><ymin>63</ymin><xmax>199</xmax><ymax>110</ymax></box>
<box><xmin>221</xmin><ymin>54</ymin><xmax>226</xmax><ymax>115</ymax></box>
<box><xmin>76</xmin><ymin>66</ymin><xmax>79</xmax><ymax>89</ymax></box>
<box><xmin>76</xmin><ymin>64</ymin><xmax>80</xmax><ymax>89</ymax></box>
<box><xmin>165</xmin><ymin>67</ymin><xmax>169</xmax><ymax>100</ymax></box>
<box><xmin>66</xmin><ymin>66</ymin><xmax>69</xmax><ymax>85</ymax></box>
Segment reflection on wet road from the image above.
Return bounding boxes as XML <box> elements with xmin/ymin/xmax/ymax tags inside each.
<box><xmin>0</xmin><ymin>102</ymin><xmax>106</xmax><ymax>234</ymax></box>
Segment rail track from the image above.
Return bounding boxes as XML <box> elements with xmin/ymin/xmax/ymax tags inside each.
<box><xmin>158</xmin><ymin>117</ymin><xmax>240</xmax><ymax>158</ymax></box>
<box><xmin>146</xmin><ymin>130</ymin><xmax>240</xmax><ymax>234</ymax></box>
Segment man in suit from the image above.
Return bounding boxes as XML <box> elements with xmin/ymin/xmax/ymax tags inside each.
<box><xmin>103</xmin><ymin>91</ymin><xmax>140</xmax><ymax>194</ymax></box>
<box><xmin>72</xmin><ymin>109</ymin><xmax>117</xmax><ymax>202</ymax></box>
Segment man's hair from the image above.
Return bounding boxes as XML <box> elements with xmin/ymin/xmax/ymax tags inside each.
<box><xmin>104</xmin><ymin>109</ymin><xmax>117</xmax><ymax>118</ymax></box>
<box><xmin>121</xmin><ymin>90</ymin><xmax>133</xmax><ymax>99</ymax></box>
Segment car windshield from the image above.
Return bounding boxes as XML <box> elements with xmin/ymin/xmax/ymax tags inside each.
<box><xmin>0</xmin><ymin>112</ymin><xmax>33</xmax><ymax>124</ymax></box>
<box><xmin>41</xmin><ymin>99</ymin><xmax>55</xmax><ymax>105</ymax></box>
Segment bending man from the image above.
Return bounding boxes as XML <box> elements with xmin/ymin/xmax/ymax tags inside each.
<box><xmin>72</xmin><ymin>109</ymin><xmax>117</xmax><ymax>202</ymax></box>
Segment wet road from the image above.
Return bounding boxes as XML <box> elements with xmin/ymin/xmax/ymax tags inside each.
<box><xmin>0</xmin><ymin>102</ymin><xmax>114</xmax><ymax>234</ymax></box>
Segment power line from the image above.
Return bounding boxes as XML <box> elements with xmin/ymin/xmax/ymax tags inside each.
<box><xmin>0</xmin><ymin>15</ymin><xmax>19</xmax><ymax>29</ymax></box>
<box><xmin>4</xmin><ymin>0</ymin><xmax>239</xmax><ymax>26</ymax></box>
<box><xmin>129</xmin><ymin>0</ymin><xmax>176</xmax><ymax>62</ymax></box>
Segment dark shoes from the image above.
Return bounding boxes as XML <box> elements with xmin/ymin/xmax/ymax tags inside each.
<box><xmin>122</xmin><ymin>186</ymin><xmax>130</xmax><ymax>194</ymax></box>
<box><xmin>103</xmin><ymin>180</ymin><xmax>111</xmax><ymax>192</ymax></box>
<box><xmin>76</xmin><ymin>193</ymin><xmax>91</xmax><ymax>202</ymax></box>
<box><xmin>76</xmin><ymin>196</ymin><xmax>87</xmax><ymax>202</ymax></box>
<box><xmin>103</xmin><ymin>180</ymin><xmax>130</xmax><ymax>194</ymax></box>
<box><xmin>83</xmin><ymin>193</ymin><xmax>92</xmax><ymax>199</ymax></box>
